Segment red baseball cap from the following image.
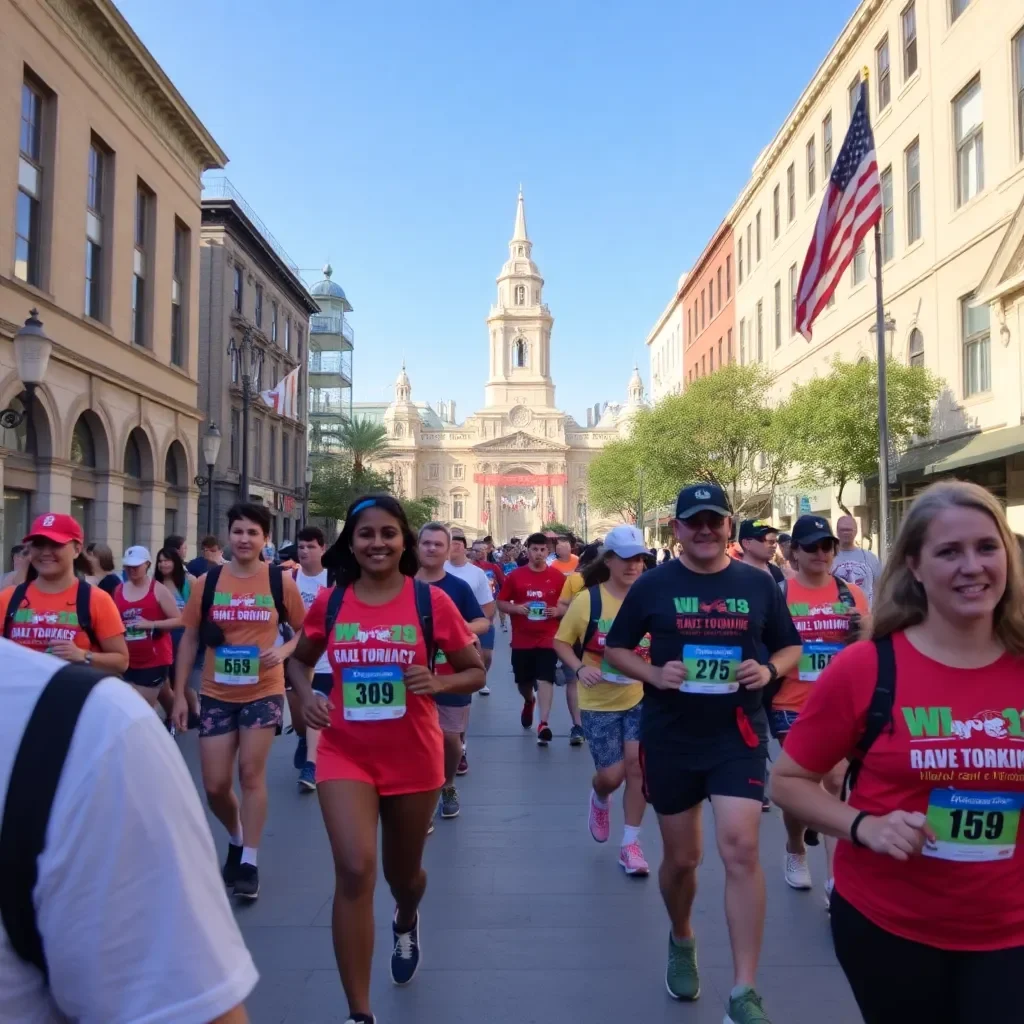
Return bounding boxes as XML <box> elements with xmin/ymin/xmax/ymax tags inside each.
<box><xmin>24</xmin><ymin>513</ymin><xmax>84</xmax><ymax>545</ymax></box>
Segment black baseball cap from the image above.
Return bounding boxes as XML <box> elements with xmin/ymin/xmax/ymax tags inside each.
<box><xmin>675</xmin><ymin>483</ymin><xmax>732</xmax><ymax>520</ymax></box>
<box><xmin>778</xmin><ymin>533</ymin><xmax>792</xmax><ymax>544</ymax></box>
<box><xmin>791</xmin><ymin>514</ymin><xmax>838</xmax><ymax>547</ymax></box>
<box><xmin>739</xmin><ymin>519</ymin><xmax>778</xmax><ymax>542</ymax></box>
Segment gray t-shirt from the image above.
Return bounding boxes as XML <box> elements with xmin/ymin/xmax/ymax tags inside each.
<box><xmin>832</xmin><ymin>547</ymin><xmax>882</xmax><ymax>605</ymax></box>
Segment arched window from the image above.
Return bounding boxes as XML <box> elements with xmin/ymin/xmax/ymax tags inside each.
<box><xmin>908</xmin><ymin>328</ymin><xmax>924</xmax><ymax>367</ymax></box>
<box><xmin>70</xmin><ymin>417</ymin><xmax>96</xmax><ymax>467</ymax></box>
<box><xmin>164</xmin><ymin>447</ymin><xmax>179</xmax><ymax>486</ymax></box>
<box><xmin>513</xmin><ymin>338</ymin><xmax>527</xmax><ymax>368</ymax></box>
<box><xmin>124</xmin><ymin>431</ymin><xmax>143</xmax><ymax>478</ymax></box>
<box><xmin>514</xmin><ymin>284</ymin><xmax>525</xmax><ymax>306</ymax></box>
<box><xmin>517</xmin><ymin>245</ymin><xmax>524</xmax><ymax>257</ymax></box>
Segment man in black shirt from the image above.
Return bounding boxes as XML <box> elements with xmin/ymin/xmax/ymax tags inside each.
<box><xmin>738</xmin><ymin>519</ymin><xmax>785</xmax><ymax>584</ymax></box>
<box><xmin>605</xmin><ymin>483</ymin><xmax>800</xmax><ymax>1024</ymax></box>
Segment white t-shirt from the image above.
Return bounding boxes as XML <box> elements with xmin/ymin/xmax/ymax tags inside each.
<box><xmin>0</xmin><ymin>640</ymin><xmax>258</xmax><ymax>1024</ymax></box>
<box><xmin>444</xmin><ymin>560</ymin><xmax>495</xmax><ymax>615</ymax></box>
<box><xmin>293</xmin><ymin>567</ymin><xmax>330</xmax><ymax>674</ymax></box>
<box><xmin>833</xmin><ymin>547</ymin><xmax>882</xmax><ymax>605</ymax></box>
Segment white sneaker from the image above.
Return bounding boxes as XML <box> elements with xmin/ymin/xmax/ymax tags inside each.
<box><xmin>479</xmin><ymin>685</ymin><xmax>491</xmax><ymax>695</ymax></box>
<box><xmin>784</xmin><ymin>852</ymin><xmax>812</xmax><ymax>890</ymax></box>
<box><xmin>824</xmin><ymin>877</ymin><xmax>834</xmax><ymax>911</ymax></box>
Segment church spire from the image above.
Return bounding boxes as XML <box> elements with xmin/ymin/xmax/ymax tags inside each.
<box><xmin>512</xmin><ymin>186</ymin><xmax>528</xmax><ymax>242</ymax></box>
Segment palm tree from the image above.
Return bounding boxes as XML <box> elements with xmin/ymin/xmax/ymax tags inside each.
<box><xmin>339</xmin><ymin>416</ymin><xmax>389</xmax><ymax>476</ymax></box>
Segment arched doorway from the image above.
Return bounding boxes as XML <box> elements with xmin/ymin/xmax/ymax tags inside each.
<box><xmin>122</xmin><ymin>427</ymin><xmax>154</xmax><ymax>552</ymax></box>
<box><xmin>69</xmin><ymin>411</ymin><xmax>110</xmax><ymax>542</ymax></box>
<box><xmin>496</xmin><ymin>467</ymin><xmax>538</xmax><ymax>540</ymax></box>
<box><xmin>164</xmin><ymin>440</ymin><xmax>188</xmax><ymax>539</ymax></box>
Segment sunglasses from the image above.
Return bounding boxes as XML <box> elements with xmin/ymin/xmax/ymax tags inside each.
<box><xmin>681</xmin><ymin>512</ymin><xmax>726</xmax><ymax>530</ymax></box>
<box><xmin>798</xmin><ymin>539</ymin><xmax>837</xmax><ymax>554</ymax></box>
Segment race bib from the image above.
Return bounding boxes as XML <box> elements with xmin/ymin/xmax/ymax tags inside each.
<box><xmin>798</xmin><ymin>642</ymin><xmax>842</xmax><ymax>682</ymax></box>
<box><xmin>600</xmin><ymin>658</ymin><xmax>633</xmax><ymax>685</ymax></box>
<box><xmin>124</xmin><ymin>625</ymin><xmax>148</xmax><ymax>642</ymax></box>
<box><xmin>527</xmin><ymin>601</ymin><xmax>547</xmax><ymax>621</ymax></box>
<box><xmin>213</xmin><ymin>645</ymin><xmax>260</xmax><ymax>685</ymax></box>
<box><xmin>924</xmin><ymin>789</ymin><xmax>1024</xmax><ymax>862</ymax></box>
<box><xmin>342</xmin><ymin>665</ymin><xmax>406</xmax><ymax>721</ymax></box>
<box><xmin>681</xmin><ymin>644</ymin><xmax>741</xmax><ymax>694</ymax></box>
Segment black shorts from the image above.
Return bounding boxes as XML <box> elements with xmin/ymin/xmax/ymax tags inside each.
<box><xmin>639</xmin><ymin>743</ymin><xmax>767</xmax><ymax>816</ymax></box>
<box><xmin>312</xmin><ymin>672</ymin><xmax>333</xmax><ymax>696</ymax></box>
<box><xmin>123</xmin><ymin>666</ymin><xmax>169</xmax><ymax>688</ymax></box>
<box><xmin>511</xmin><ymin>647</ymin><xmax>557</xmax><ymax>686</ymax></box>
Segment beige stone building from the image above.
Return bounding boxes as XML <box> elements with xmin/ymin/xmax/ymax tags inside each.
<box><xmin>731</xmin><ymin>0</ymin><xmax>1024</xmax><ymax>534</ymax></box>
<box><xmin>358</xmin><ymin>191</ymin><xmax>645</xmax><ymax>541</ymax></box>
<box><xmin>645</xmin><ymin>273</ymin><xmax>686</xmax><ymax>403</ymax></box>
<box><xmin>0</xmin><ymin>0</ymin><xmax>225</xmax><ymax>568</ymax></box>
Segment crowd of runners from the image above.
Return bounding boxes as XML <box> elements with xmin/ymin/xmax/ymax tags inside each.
<box><xmin>2</xmin><ymin>476</ymin><xmax>1022</xmax><ymax>1024</ymax></box>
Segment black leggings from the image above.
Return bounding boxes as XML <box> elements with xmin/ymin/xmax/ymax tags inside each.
<box><xmin>831</xmin><ymin>889</ymin><xmax>1024</xmax><ymax>1023</ymax></box>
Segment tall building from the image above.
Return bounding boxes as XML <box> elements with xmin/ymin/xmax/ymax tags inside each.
<box><xmin>197</xmin><ymin>178</ymin><xmax>319</xmax><ymax>546</ymax></box>
<box><xmin>308</xmin><ymin>264</ymin><xmax>354</xmax><ymax>455</ymax></box>
<box><xmin>0</xmin><ymin>0</ymin><xmax>225</xmax><ymax>566</ymax></box>
<box><xmin>729</xmin><ymin>0</ymin><xmax>1024</xmax><ymax>533</ymax></box>
<box><xmin>362</xmin><ymin>190</ymin><xmax>645</xmax><ymax>540</ymax></box>
<box><xmin>682</xmin><ymin>222</ymin><xmax>736</xmax><ymax>384</ymax></box>
<box><xmin>645</xmin><ymin>274</ymin><xmax>686</xmax><ymax>402</ymax></box>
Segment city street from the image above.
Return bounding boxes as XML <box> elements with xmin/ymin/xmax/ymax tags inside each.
<box><xmin>178</xmin><ymin>629</ymin><xmax>862</xmax><ymax>1024</ymax></box>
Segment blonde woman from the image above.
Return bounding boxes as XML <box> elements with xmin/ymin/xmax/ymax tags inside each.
<box><xmin>772</xmin><ymin>481</ymin><xmax>1024</xmax><ymax>1024</ymax></box>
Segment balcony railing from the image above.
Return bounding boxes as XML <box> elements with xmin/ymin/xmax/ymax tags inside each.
<box><xmin>308</xmin><ymin>349</ymin><xmax>352</xmax><ymax>382</ymax></box>
<box><xmin>310</xmin><ymin>314</ymin><xmax>354</xmax><ymax>345</ymax></box>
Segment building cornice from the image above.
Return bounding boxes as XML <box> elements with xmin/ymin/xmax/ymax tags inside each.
<box><xmin>681</xmin><ymin>220</ymin><xmax>734</xmax><ymax>298</ymax></box>
<box><xmin>727</xmin><ymin>0</ymin><xmax>884</xmax><ymax>223</ymax></box>
<box><xmin>40</xmin><ymin>0</ymin><xmax>227</xmax><ymax>175</ymax></box>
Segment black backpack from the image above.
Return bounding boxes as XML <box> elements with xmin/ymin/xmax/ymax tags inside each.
<box><xmin>843</xmin><ymin>635</ymin><xmax>897</xmax><ymax>796</ymax></box>
<box><xmin>198</xmin><ymin>563</ymin><xmax>291</xmax><ymax>648</ymax></box>
<box><xmin>0</xmin><ymin>663</ymin><xmax>108</xmax><ymax>978</ymax></box>
<box><xmin>325</xmin><ymin>579</ymin><xmax>437</xmax><ymax>670</ymax></box>
<box><xmin>580</xmin><ymin>584</ymin><xmax>604</xmax><ymax>654</ymax></box>
<box><xmin>2</xmin><ymin>579</ymin><xmax>98</xmax><ymax>649</ymax></box>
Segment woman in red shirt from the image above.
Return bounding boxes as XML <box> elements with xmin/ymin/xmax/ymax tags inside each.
<box><xmin>288</xmin><ymin>495</ymin><xmax>484</xmax><ymax>1024</ymax></box>
<box><xmin>772</xmin><ymin>481</ymin><xmax>1024</xmax><ymax>1023</ymax></box>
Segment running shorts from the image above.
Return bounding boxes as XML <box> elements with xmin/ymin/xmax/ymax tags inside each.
<box><xmin>198</xmin><ymin>694</ymin><xmax>285</xmax><ymax>737</ymax></box>
<box><xmin>480</xmin><ymin>626</ymin><xmax>495</xmax><ymax>651</ymax></box>
<box><xmin>581</xmin><ymin>704</ymin><xmax>642</xmax><ymax>770</ymax></box>
<box><xmin>511</xmin><ymin>647</ymin><xmax>557</xmax><ymax>686</ymax></box>
<box><xmin>123</xmin><ymin>665</ymin><xmax>169</xmax><ymax>688</ymax></box>
<box><xmin>639</xmin><ymin>744</ymin><xmax>767</xmax><ymax>815</ymax></box>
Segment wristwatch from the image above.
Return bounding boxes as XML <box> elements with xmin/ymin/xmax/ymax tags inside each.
<box><xmin>83</xmin><ymin>651</ymin><xmax>93</xmax><ymax>667</ymax></box>
<box><xmin>765</xmin><ymin>662</ymin><xmax>778</xmax><ymax>684</ymax></box>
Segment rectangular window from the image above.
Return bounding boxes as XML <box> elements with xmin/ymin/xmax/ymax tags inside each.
<box><xmin>269</xmin><ymin>426</ymin><xmax>277</xmax><ymax>480</ymax></box>
<box><xmin>727</xmin><ymin>327</ymin><xmax>733</xmax><ymax>364</ymax></box>
<box><xmin>850</xmin><ymin>75</ymin><xmax>866</xmax><ymax>119</ymax></box>
<box><xmin>772</xmin><ymin>185</ymin><xmax>780</xmax><ymax>240</ymax></box>
<box><xmin>453</xmin><ymin>497</ymin><xmax>464</xmax><ymax>521</ymax></box>
<box><xmin>774</xmin><ymin>280</ymin><xmax>782</xmax><ymax>349</ymax></box>
<box><xmin>789</xmin><ymin>263</ymin><xmax>798</xmax><ymax>335</ymax></box>
<box><xmin>717</xmin><ymin>267</ymin><xmax>723</xmax><ymax>308</ymax></box>
<box><xmin>739</xmin><ymin>319</ymin><xmax>746</xmax><ymax>365</ymax></box>
<box><xmin>747</xmin><ymin>223</ymin><xmax>753</xmax><ymax>268</ymax></box>
<box><xmin>171</xmin><ymin>220</ymin><xmax>188</xmax><ymax>367</ymax></box>
<box><xmin>230</xmin><ymin>409</ymin><xmax>240</xmax><ymax>468</ymax></box>
<box><xmin>806</xmin><ymin>136</ymin><xmax>816</xmax><ymax>196</ymax></box>
<box><xmin>738</xmin><ymin>239</ymin><xmax>744</xmax><ymax>283</ymax></box>
<box><xmin>852</xmin><ymin>241</ymin><xmax>867</xmax><ymax>285</ymax></box>
<box><xmin>16</xmin><ymin>76</ymin><xmax>46</xmax><ymax>286</ymax></box>
<box><xmin>295</xmin><ymin>438</ymin><xmax>302</xmax><ymax>488</ymax></box>
<box><xmin>906</xmin><ymin>138</ymin><xmax>921</xmax><ymax>244</ymax></box>
<box><xmin>271</xmin><ymin>300</ymin><xmax>278</xmax><ymax>343</ymax></box>
<box><xmin>282</xmin><ymin>431</ymin><xmax>290</xmax><ymax>484</ymax></box>
<box><xmin>902</xmin><ymin>3</ymin><xmax>918</xmax><ymax>80</ymax></box>
<box><xmin>709</xmin><ymin>282</ymin><xmax>714</xmax><ymax>319</ymax></box>
<box><xmin>428</xmin><ymin>463</ymin><xmax>439</xmax><ymax>480</ymax></box>
<box><xmin>954</xmin><ymin>77</ymin><xmax>984</xmax><ymax>207</ymax></box>
<box><xmin>701</xmin><ymin>290</ymin><xmax>705</xmax><ymax>330</ymax></box>
<box><xmin>233</xmin><ymin>265</ymin><xmax>243</xmax><ymax>312</ymax></box>
<box><xmin>876</xmin><ymin>35</ymin><xmax>891</xmax><ymax>111</ymax></box>
<box><xmin>253</xmin><ymin>420</ymin><xmax>263</xmax><ymax>478</ymax></box>
<box><xmin>1014</xmin><ymin>29</ymin><xmax>1024</xmax><ymax>160</ymax></box>
<box><xmin>132</xmin><ymin>182</ymin><xmax>152</xmax><ymax>346</ymax></box>
<box><xmin>701</xmin><ymin>354</ymin><xmax>706</xmax><ymax>376</ymax></box>
<box><xmin>962</xmin><ymin>293</ymin><xmax>990</xmax><ymax>396</ymax></box>
<box><xmin>717</xmin><ymin>338</ymin><xmax>723</xmax><ymax>368</ymax></box>
<box><xmin>756</xmin><ymin>301</ymin><xmax>764</xmax><ymax>362</ymax></box>
<box><xmin>255</xmin><ymin>284</ymin><xmax>263</xmax><ymax>328</ymax></box>
<box><xmin>725</xmin><ymin>256</ymin><xmax>731</xmax><ymax>299</ymax></box>
<box><xmin>284</xmin><ymin>317</ymin><xmax>291</xmax><ymax>353</ymax></box>
<box><xmin>454</xmin><ymin>464</ymin><xmax>465</xmax><ymax>480</ymax></box>
<box><xmin>709</xmin><ymin>348</ymin><xmax>714</xmax><ymax>372</ymax></box>
<box><xmin>881</xmin><ymin>166</ymin><xmax>895</xmax><ymax>263</ymax></box>
<box><xmin>756</xmin><ymin>211</ymin><xmax>762</xmax><ymax>261</ymax></box>
<box><xmin>823</xmin><ymin>111</ymin><xmax>834</xmax><ymax>176</ymax></box>
<box><xmin>950</xmin><ymin>0</ymin><xmax>970</xmax><ymax>23</ymax></box>
<box><xmin>786</xmin><ymin>163</ymin><xmax>795</xmax><ymax>222</ymax></box>
<box><xmin>84</xmin><ymin>138</ymin><xmax>108</xmax><ymax>321</ymax></box>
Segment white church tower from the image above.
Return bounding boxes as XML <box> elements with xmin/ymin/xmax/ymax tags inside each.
<box><xmin>484</xmin><ymin>189</ymin><xmax>556</xmax><ymax>411</ymax></box>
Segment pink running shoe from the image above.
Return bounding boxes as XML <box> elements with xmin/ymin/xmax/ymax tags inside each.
<box><xmin>618</xmin><ymin>842</ymin><xmax>650</xmax><ymax>876</ymax></box>
<box><xmin>588</xmin><ymin>792</ymin><xmax>610</xmax><ymax>843</ymax></box>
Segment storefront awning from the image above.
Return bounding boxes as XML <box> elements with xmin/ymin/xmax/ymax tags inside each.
<box><xmin>894</xmin><ymin>424</ymin><xmax>1024</xmax><ymax>479</ymax></box>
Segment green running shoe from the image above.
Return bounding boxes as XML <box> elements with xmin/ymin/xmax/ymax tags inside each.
<box><xmin>665</xmin><ymin>933</ymin><xmax>699</xmax><ymax>1001</ymax></box>
<box><xmin>725</xmin><ymin>986</ymin><xmax>772</xmax><ymax>1024</ymax></box>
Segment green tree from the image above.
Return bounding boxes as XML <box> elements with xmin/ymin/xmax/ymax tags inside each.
<box><xmin>780</xmin><ymin>357</ymin><xmax>942</xmax><ymax>513</ymax></box>
<box><xmin>587</xmin><ymin>439</ymin><xmax>660</xmax><ymax>524</ymax></box>
<box><xmin>337</xmin><ymin>416</ymin><xmax>389</xmax><ymax>475</ymax></box>
<box><xmin>308</xmin><ymin>457</ymin><xmax>391</xmax><ymax>522</ymax></box>
<box><xmin>402</xmin><ymin>495</ymin><xmax>442</xmax><ymax>531</ymax></box>
<box><xmin>540</xmin><ymin>520</ymin><xmax>573</xmax><ymax>536</ymax></box>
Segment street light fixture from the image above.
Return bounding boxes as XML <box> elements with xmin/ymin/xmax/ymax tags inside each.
<box><xmin>227</xmin><ymin>327</ymin><xmax>264</xmax><ymax>501</ymax></box>
<box><xmin>194</xmin><ymin>422</ymin><xmax>222</xmax><ymax>536</ymax></box>
<box><xmin>1</xmin><ymin>310</ymin><xmax>53</xmax><ymax>451</ymax></box>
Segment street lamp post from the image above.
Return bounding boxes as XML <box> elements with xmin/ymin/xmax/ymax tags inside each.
<box><xmin>0</xmin><ymin>309</ymin><xmax>53</xmax><ymax>454</ymax></box>
<box><xmin>303</xmin><ymin>461</ymin><xmax>313</xmax><ymax>527</ymax></box>
<box><xmin>227</xmin><ymin>327</ymin><xmax>263</xmax><ymax>502</ymax></box>
<box><xmin>868</xmin><ymin>310</ymin><xmax>897</xmax><ymax>558</ymax></box>
<box><xmin>194</xmin><ymin>422</ymin><xmax>223</xmax><ymax>537</ymax></box>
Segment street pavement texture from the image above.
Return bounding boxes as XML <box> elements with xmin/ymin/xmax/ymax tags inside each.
<box><xmin>178</xmin><ymin>628</ymin><xmax>862</xmax><ymax>1023</ymax></box>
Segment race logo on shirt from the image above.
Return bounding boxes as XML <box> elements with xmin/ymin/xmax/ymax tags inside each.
<box><xmin>331</xmin><ymin>621</ymin><xmax>419</xmax><ymax>666</ymax></box>
<box><xmin>789</xmin><ymin>601</ymin><xmax>855</xmax><ymax>634</ymax></box>
<box><xmin>672</xmin><ymin>596</ymin><xmax>750</xmax><ymax>635</ymax></box>
<box><xmin>210</xmin><ymin>592</ymin><xmax>274</xmax><ymax>623</ymax></box>
<box><xmin>9</xmin><ymin>607</ymin><xmax>80</xmax><ymax>645</ymax></box>
<box><xmin>904</xmin><ymin>705</ymin><xmax>1024</xmax><ymax>781</ymax></box>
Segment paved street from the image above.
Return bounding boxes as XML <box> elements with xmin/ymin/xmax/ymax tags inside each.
<box><xmin>179</xmin><ymin>629</ymin><xmax>862</xmax><ymax>1024</ymax></box>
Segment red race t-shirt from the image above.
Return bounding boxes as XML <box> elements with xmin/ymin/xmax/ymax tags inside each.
<box><xmin>498</xmin><ymin>564</ymin><xmax>566</xmax><ymax>649</ymax></box>
<box><xmin>784</xmin><ymin>631</ymin><xmax>1024</xmax><ymax>950</ymax></box>
<box><xmin>303</xmin><ymin>577</ymin><xmax>473</xmax><ymax>791</ymax></box>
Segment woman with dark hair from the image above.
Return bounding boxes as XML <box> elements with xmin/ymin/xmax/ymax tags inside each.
<box><xmin>156</xmin><ymin>546</ymin><xmax>200</xmax><ymax>726</ymax></box>
<box><xmin>287</xmin><ymin>495</ymin><xmax>484</xmax><ymax>1024</ymax></box>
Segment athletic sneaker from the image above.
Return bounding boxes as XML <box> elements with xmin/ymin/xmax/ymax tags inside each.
<box><xmin>426</xmin><ymin>820</ymin><xmax>435</xmax><ymax>836</ymax></box>
<box><xmin>618</xmin><ymin>842</ymin><xmax>649</xmax><ymax>876</ymax></box>
<box><xmin>293</xmin><ymin>735</ymin><xmax>307</xmax><ymax>770</ymax></box>
<box><xmin>536</xmin><ymin>721</ymin><xmax>552</xmax><ymax>745</ymax></box>
<box><xmin>725</xmin><ymin>986</ymin><xmax>772</xmax><ymax>1023</ymax></box>
<box><xmin>824</xmin><ymin>877</ymin><xmax>834</xmax><ymax>912</ymax></box>
<box><xmin>665</xmin><ymin>933</ymin><xmax>699</xmax><ymax>1001</ymax></box>
<box><xmin>761</xmin><ymin>794</ymin><xmax>771</xmax><ymax>812</ymax></box>
<box><xmin>784</xmin><ymin>852</ymin><xmax>812</xmax><ymax>890</ymax></box>
<box><xmin>569</xmin><ymin>724</ymin><xmax>585</xmax><ymax>746</ymax></box>
<box><xmin>479</xmin><ymin>684</ymin><xmax>491</xmax><ymax>695</ymax></box>
<box><xmin>440</xmin><ymin>785</ymin><xmax>460</xmax><ymax>818</ymax></box>
<box><xmin>344</xmin><ymin>1015</ymin><xmax>375</xmax><ymax>1024</ymax></box>
<box><xmin>298</xmin><ymin>761</ymin><xmax>317</xmax><ymax>791</ymax></box>
<box><xmin>391</xmin><ymin>913</ymin><xmax>421</xmax><ymax>985</ymax></box>
<box><xmin>222</xmin><ymin>842</ymin><xmax>242</xmax><ymax>889</ymax></box>
<box><xmin>588</xmin><ymin>791</ymin><xmax>610</xmax><ymax>843</ymax></box>
<box><xmin>233</xmin><ymin>863</ymin><xmax>259</xmax><ymax>900</ymax></box>
<box><xmin>520</xmin><ymin>698</ymin><xmax>535</xmax><ymax>729</ymax></box>
<box><xmin>456</xmin><ymin>749</ymin><xmax>469</xmax><ymax>776</ymax></box>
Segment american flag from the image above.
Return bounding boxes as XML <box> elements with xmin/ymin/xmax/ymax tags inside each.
<box><xmin>259</xmin><ymin>365</ymin><xmax>300</xmax><ymax>420</ymax></box>
<box><xmin>795</xmin><ymin>85</ymin><xmax>881</xmax><ymax>340</ymax></box>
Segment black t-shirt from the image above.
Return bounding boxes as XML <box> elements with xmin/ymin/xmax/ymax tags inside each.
<box><xmin>429</xmin><ymin>572</ymin><xmax>484</xmax><ymax>709</ymax></box>
<box><xmin>605</xmin><ymin>558</ymin><xmax>800</xmax><ymax>754</ymax></box>
<box><xmin>96</xmin><ymin>573</ymin><xmax>121</xmax><ymax>597</ymax></box>
<box><xmin>768</xmin><ymin>562</ymin><xmax>785</xmax><ymax>584</ymax></box>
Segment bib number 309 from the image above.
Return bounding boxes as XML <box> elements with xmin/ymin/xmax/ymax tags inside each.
<box><xmin>681</xmin><ymin>644</ymin><xmax>741</xmax><ymax>694</ymax></box>
<box><xmin>924</xmin><ymin>789</ymin><xmax>1024</xmax><ymax>862</ymax></box>
<box><xmin>342</xmin><ymin>666</ymin><xmax>406</xmax><ymax>721</ymax></box>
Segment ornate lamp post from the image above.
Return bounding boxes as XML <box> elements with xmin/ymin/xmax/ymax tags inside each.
<box><xmin>194</xmin><ymin>422</ymin><xmax>222</xmax><ymax>537</ymax></box>
<box><xmin>227</xmin><ymin>327</ymin><xmax>263</xmax><ymax>501</ymax></box>
<box><xmin>1</xmin><ymin>309</ymin><xmax>53</xmax><ymax>453</ymax></box>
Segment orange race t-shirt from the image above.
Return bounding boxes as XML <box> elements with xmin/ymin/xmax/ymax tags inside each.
<box><xmin>0</xmin><ymin>581</ymin><xmax>125</xmax><ymax>653</ymax></box>
<box><xmin>551</xmin><ymin>554</ymin><xmax>579</xmax><ymax>575</ymax></box>
<box><xmin>773</xmin><ymin>576</ymin><xmax>869</xmax><ymax>713</ymax></box>
<box><xmin>182</xmin><ymin>563</ymin><xmax>306</xmax><ymax>702</ymax></box>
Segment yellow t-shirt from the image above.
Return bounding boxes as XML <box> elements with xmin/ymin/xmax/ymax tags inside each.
<box><xmin>555</xmin><ymin>584</ymin><xmax>644</xmax><ymax>713</ymax></box>
<box><xmin>560</xmin><ymin>573</ymin><xmax>585</xmax><ymax>603</ymax></box>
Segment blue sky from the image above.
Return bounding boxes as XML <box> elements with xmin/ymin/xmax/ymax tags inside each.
<box><xmin>116</xmin><ymin>0</ymin><xmax>855</xmax><ymax>423</ymax></box>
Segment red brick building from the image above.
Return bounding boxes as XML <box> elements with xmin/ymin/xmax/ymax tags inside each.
<box><xmin>682</xmin><ymin>222</ymin><xmax>735</xmax><ymax>385</ymax></box>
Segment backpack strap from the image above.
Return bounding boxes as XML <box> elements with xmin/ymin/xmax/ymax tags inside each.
<box><xmin>414</xmin><ymin>579</ymin><xmax>437</xmax><ymax>671</ymax></box>
<box><xmin>75</xmin><ymin>581</ymin><xmax>98</xmax><ymax>649</ymax></box>
<box><xmin>2</xmin><ymin>581</ymin><xmax>31</xmax><ymax>640</ymax></box>
<box><xmin>324</xmin><ymin>584</ymin><xmax>347</xmax><ymax>641</ymax></box>
<box><xmin>268</xmin><ymin>565</ymin><xmax>291</xmax><ymax>638</ymax></box>
<box><xmin>834</xmin><ymin>577</ymin><xmax>856</xmax><ymax>609</ymax></box>
<box><xmin>0</xmin><ymin>663</ymin><xmax>108</xmax><ymax>979</ymax></box>
<box><xmin>200</xmin><ymin>564</ymin><xmax>224</xmax><ymax>626</ymax></box>
<box><xmin>581</xmin><ymin>584</ymin><xmax>603</xmax><ymax>652</ymax></box>
<box><xmin>844</xmin><ymin>635</ymin><xmax>897</xmax><ymax>796</ymax></box>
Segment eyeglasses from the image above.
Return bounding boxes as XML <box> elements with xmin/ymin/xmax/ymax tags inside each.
<box><xmin>681</xmin><ymin>512</ymin><xmax>726</xmax><ymax>531</ymax></box>
<box><xmin>798</xmin><ymin>539</ymin><xmax>836</xmax><ymax>554</ymax></box>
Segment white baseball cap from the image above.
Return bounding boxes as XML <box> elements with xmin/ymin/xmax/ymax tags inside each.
<box><xmin>602</xmin><ymin>525</ymin><xmax>648</xmax><ymax>559</ymax></box>
<box><xmin>122</xmin><ymin>545</ymin><xmax>152</xmax><ymax>567</ymax></box>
